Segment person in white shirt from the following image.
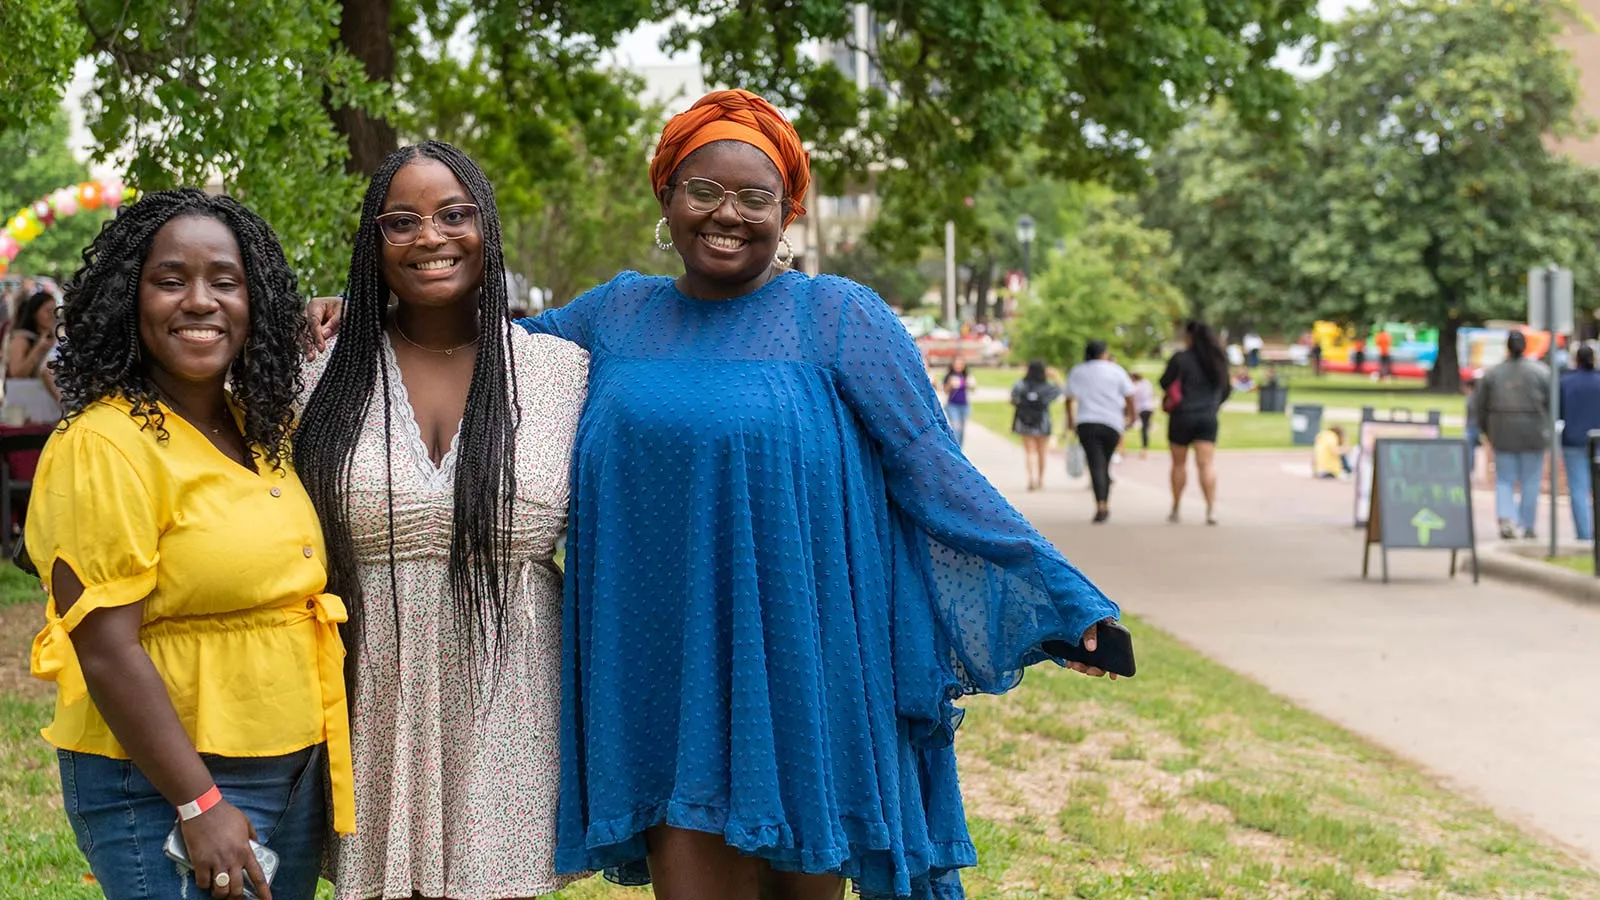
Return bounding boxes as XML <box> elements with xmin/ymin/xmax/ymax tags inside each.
<box><xmin>1065</xmin><ymin>340</ymin><xmax>1136</xmax><ymax>523</ymax></box>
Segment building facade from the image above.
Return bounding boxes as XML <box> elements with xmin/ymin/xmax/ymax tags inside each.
<box><xmin>1556</xmin><ymin>0</ymin><xmax>1600</xmax><ymax>164</ymax></box>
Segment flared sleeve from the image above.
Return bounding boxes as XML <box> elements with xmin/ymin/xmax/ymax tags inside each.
<box><xmin>28</xmin><ymin>427</ymin><xmax>161</xmax><ymax>704</ymax></box>
<box><xmin>832</xmin><ymin>282</ymin><xmax>1120</xmax><ymax>715</ymax></box>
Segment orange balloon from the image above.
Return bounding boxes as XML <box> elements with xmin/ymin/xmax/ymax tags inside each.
<box><xmin>78</xmin><ymin>181</ymin><xmax>104</xmax><ymax>211</ymax></box>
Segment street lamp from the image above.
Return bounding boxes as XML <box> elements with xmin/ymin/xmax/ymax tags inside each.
<box><xmin>1015</xmin><ymin>214</ymin><xmax>1036</xmax><ymax>288</ymax></box>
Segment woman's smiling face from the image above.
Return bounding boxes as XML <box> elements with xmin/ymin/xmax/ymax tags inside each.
<box><xmin>660</xmin><ymin>141</ymin><xmax>787</xmax><ymax>292</ymax></box>
<box><xmin>379</xmin><ymin>158</ymin><xmax>485</xmax><ymax>308</ymax></box>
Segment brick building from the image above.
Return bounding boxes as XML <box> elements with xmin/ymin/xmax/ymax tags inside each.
<box><xmin>1555</xmin><ymin>0</ymin><xmax>1600</xmax><ymax>164</ymax></box>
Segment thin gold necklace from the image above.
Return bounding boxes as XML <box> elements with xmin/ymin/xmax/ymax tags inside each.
<box><xmin>394</xmin><ymin>320</ymin><xmax>479</xmax><ymax>356</ymax></box>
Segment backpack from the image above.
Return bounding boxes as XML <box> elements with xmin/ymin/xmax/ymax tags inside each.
<box><xmin>1014</xmin><ymin>384</ymin><xmax>1049</xmax><ymax>429</ymax></box>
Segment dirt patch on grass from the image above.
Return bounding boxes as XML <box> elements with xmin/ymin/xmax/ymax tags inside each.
<box><xmin>0</xmin><ymin>600</ymin><xmax>47</xmax><ymax>699</ymax></box>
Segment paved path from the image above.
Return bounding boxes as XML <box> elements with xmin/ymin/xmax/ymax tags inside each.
<box><xmin>959</xmin><ymin>422</ymin><xmax>1600</xmax><ymax>868</ymax></box>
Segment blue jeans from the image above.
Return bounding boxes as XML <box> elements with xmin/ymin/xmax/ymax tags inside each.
<box><xmin>945</xmin><ymin>403</ymin><xmax>970</xmax><ymax>448</ymax></box>
<box><xmin>1494</xmin><ymin>450</ymin><xmax>1545</xmax><ymax>533</ymax></box>
<box><xmin>59</xmin><ymin>745</ymin><xmax>327</xmax><ymax>900</ymax></box>
<box><xmin>1564</xmin><ymin>445</ymin><xmax>1594</xmax><ymax>541</ymax></box>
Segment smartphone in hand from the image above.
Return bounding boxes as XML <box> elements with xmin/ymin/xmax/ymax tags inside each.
<box><xmin>163</xmin><ymin>824</ymin><xmax>279</xmax><ymax>900</ymax></box>
<box><xmin>1042</xmin><ymin>620</ymin><xmax>1136</xmax><ymax>677</ymax></box>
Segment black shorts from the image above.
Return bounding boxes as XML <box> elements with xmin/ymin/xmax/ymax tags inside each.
<box><xmin>1168</xmin><ymin>414</ymin><xmax>1219</xmax><ymax>446</ymax></box>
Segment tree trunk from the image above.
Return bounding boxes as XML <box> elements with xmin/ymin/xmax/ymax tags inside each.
<box><xmin>331</xmin><ymin>0</ymin><xmax>398</xmax><ymax>176</ymax></box>
<box><xmin>1429</xmin><ymin>314</ymin><xmax>1463</xmax><ymax>393</ymax></box>
<box><xmin>974</xmin><ymin>258</ymin><xmax>995</xmax><ymax>323</ymax></box>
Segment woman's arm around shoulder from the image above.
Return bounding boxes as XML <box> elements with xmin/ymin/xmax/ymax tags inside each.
<box><xmin>513</xmin><ymin>330</ymin><xmax>590</xmax><ymax>403</ymax></box>
<box><xmin>514</xmin><ymin>271</ymin><xmax>647</xmax><ymax>350</ymax></box>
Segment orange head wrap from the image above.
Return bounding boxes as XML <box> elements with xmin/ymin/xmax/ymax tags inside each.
<box><xmin>650</xmin><ymin>89</ymin><xmax>811</xmax><ymax>228</ymax></box>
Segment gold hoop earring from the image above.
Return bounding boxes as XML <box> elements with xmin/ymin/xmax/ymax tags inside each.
<box><xmin>775</xmin><ymin>236</ymin><xmax>795</xmax><ymax>269</ymax></box>
<box><xmin>654</xmin><ymin>217</ymin><xmax>673</xmax><ymax>251</ymax></box>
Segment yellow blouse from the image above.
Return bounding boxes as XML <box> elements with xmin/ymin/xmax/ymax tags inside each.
<box><xmin>27</xmin><ymin>397</ymin><xmax>354</xmax><ymax>833</ymax></box>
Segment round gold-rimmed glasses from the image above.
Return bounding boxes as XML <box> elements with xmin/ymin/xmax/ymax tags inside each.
<box><xmin>676</xmin><ymin>178</ymin><xmax>781</xmax><ymax>224</ymax></box>
<box><xmin>375</xmin><ymin>203</ymin><xmax>480</xmax><ymax>246</ymax></box>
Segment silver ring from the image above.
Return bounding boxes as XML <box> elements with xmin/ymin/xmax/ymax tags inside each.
<box><xmin>214</xmin><ymin>872</ymin><xmax>231</xmax><ymax>888</ymax></box>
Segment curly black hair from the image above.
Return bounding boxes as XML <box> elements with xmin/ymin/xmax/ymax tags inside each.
<box><xmin>53</xmin><ymin>189</ymin><xmax>308</xmax><ymax>468</ymax></box>
<box><xmin>295</xmin><ymin>141</ymin><xmax>521</xmax><ymax>681</ymax></box>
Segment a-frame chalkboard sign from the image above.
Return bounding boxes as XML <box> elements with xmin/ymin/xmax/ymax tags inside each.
<box><xmin>1361</xmin><ymin>437</ymin><xmax>1479</xmax><ymax>583</ymax></box>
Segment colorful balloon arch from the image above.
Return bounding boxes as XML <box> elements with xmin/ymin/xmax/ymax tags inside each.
<box><xmin>0</xmin><ymin>179</ymin><xmax>139</xmax><ymax>278</ymax></box>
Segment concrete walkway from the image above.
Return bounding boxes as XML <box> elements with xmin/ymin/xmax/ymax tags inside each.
<box><xmin>959</xmin><ymin>421</ymin><xmax>1600</xmax><ymax>868</ymax></box>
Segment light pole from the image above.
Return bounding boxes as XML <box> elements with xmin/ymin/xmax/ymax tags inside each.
<box><xmin>1016</xmin><ymin>214</ymin><xmax>1036</xmax><ymax>291</ymax></box>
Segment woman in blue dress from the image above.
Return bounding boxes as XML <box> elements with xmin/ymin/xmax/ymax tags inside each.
<box><xmin>313</xmin><ymin>89</ymin><xmax>1125</xmax><ymax>900</ymax></box>
<box><xmin>523</xmin><ymin>90</ymin><xmax>1123</xmax><ymax>900</ymax></box>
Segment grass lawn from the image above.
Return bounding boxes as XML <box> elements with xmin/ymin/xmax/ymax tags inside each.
<box><xmin>1549</xmin><ymin>554</ymin><xmax>1595</xmax><ymax>576</ymax></box>
<box><xmin>1275</xmin><ymin>372</ymin><xmax>1464</xmax><ymax>418</ymax></box>
<box><xmin>2</xmin><ymin>567</ymin><xmax>1594</xmax><ymax>898</ymax></box>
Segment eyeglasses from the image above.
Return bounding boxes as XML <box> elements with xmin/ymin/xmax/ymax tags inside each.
<box><xmin>676</xmin><ymin>178</ymin><xmax>781</xmax><ymax>224</ymax></box>
<box><xmin>374</xmin><ymin>203</ymin><xmax>480</xmax><ymax>246</ymax></box>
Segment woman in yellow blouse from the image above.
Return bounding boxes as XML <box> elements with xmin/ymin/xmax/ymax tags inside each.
<box><xmin>27</xmin><ymin>190</ymin><xmax>351</xmax><ymax>900</ymax></box>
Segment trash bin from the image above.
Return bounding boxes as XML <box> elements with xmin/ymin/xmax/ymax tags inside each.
<box><xmin>1290</xmin><ymin>404</ymin><xmax>1323</xmax><ymax>446</ymax></box>
<box><xmin>1258</xmin><ymin>384</ymin><xmax>1289</xmax><ymax>414</ymax></box>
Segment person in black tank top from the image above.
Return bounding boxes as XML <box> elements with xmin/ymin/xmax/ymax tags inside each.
<box><xmin>1158</xmin><ymin>321</ymin><xmax>1230</xmax><ymax>525</ymax></box>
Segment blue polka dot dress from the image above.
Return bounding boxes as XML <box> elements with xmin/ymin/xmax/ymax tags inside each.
<box><xmin>517</xmin><ymin>271</ymin><xmax>1120</xmax><ymax>900</ymax></box>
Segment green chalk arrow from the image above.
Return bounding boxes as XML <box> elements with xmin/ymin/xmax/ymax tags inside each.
<box><xmin>1411</xmin><ymin>508</ymin><xmax>1446</xmax><ymax>546</ymax></box>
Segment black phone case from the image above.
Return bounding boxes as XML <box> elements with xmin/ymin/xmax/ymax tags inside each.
<box><xmin>1042</xmin><ymin>622</ymin><xmax>1136</xmax><ymax>677</ymax></box>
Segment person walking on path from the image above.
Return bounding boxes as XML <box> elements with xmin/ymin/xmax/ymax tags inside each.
<box><xmin>1475</xmin><ymin>331</ymin><xmax>1553</xmax><ymax>540</ymax></box>
<box><xmin>29</xmin><ymin>190</ymin><xmax>353</xmax><ymax>900</ymax></box>
<box><xmin>1129</xmin><ymin>372</ymin><xmax>1156</xmax><ymax>459</ymax></box>
<box><xmin>295</xmin><ymin>142</ymin><xmax>590</xmax><ymax>900</ymax></box>
<box><xmin>941</xmin><ymin>355</ymin><xmax>975</xmax><ymax>448</ymax></box>
<box><xmin>1065</xmin><ymin>340</ymin><xmax>1136</xmax><ymax>523</ymax></box>
<box><xmin>1012</xmin><ymin>359</ymin><xmax>1063</xmax><ymax>491</ymax></box>
<box><xmin>1160</xmin><ymin>321</ymin><xmax>1231</xmax><ymax>525</ymax></box>
<box><xmin>1559</xmin><ymin>345</ymin><xmax>1600</xmax><ymax>541</ymax></box>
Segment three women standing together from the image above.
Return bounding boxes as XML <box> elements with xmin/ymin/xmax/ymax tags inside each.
<box><xmin>30</xmin><ymin>90</ymin><xmax>1125</xmax><ymax>900</ymax></box>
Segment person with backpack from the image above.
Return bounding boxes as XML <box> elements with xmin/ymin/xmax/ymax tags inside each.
<box><xmin>1011</xmin><ymin>359</ymin><xmax>1063</xmax><ymax>491</ymax></box>
<box><xmin>1159</xmin><ymin>321</ymin><xmax>1231</xmax><ymax>524</ymax></box>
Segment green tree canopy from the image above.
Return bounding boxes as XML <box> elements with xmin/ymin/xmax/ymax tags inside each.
<box><xmin>1300</xmin><ymin>0</ymin><xmax>1600</xmax><ymax>389</ymax></box>
<box><xmin>1140</xmin><ymin>0</ymin><xmax>1600</xmax><ymax>391</ymax></box>
<box><xmin>3</xmin><ymin>0</ymin><xmax>1324</xmax><ymax>298</ymax></box>
<box><xmin>399</xmin><ymin>8</ymin><xmax>671</xmax><ymax>305</ymax></box>
<box><xmin>1141</xmin><ymin>105</ymin><xmax>1314</xmax><ymax>334</ymax></box>
<box><xmin>1010</xmin><ymin>202</ymin><xmax>1187</xmax><ymax>369</ymax></box>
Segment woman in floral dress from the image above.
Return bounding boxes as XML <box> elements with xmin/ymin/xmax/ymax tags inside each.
<box><xmin>296</xmin><ymin>141</ymin><xmax>588</xmax><ymax>899</ymax></box>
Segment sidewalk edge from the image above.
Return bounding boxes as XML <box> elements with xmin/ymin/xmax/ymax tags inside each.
<box><xmin>1478</xmin><ymin>544</ymin><xmax>1600</xmax><ymax>606</ymax></box>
